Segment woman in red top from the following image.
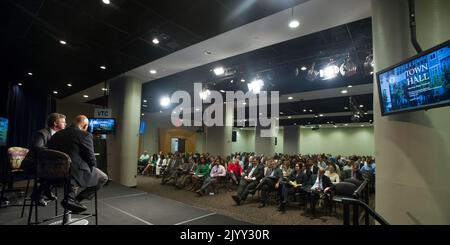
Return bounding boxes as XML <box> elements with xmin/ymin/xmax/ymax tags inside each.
<box><xmin>227</xmin><ymin>158</ymin><xmax>243</xmax><ymax>185</ymax></box>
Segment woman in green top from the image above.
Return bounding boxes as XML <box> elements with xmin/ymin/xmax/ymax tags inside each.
<box><xmin>191</xmin><ymin>157</ymin><xmax>210</xmax><ymax>191</ymax></box>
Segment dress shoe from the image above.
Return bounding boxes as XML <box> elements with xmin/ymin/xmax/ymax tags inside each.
<box><xmin>258</xmin><ymin>203</ymin><xmax>266</xmax><ymax>208</ymax></box>
<box><xmin>61</xmin><ymin>198</ymin><xmax>87</xmax><ymax>213</ymax></box>
<box><xmin>43</xmin><ymin>189</ymin><xmax>57</xmax><ymax>201</ymax></box>
<box><xmin>231</xmin><ymin>195</ymin><xmax>241</xmax><ymax>205</ymax></box>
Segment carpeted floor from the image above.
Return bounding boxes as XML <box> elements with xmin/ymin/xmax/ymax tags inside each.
<box><xmin>136</xmin><ymin>175</ymin><xmax>343</xmax><ymax>225</ymax></box>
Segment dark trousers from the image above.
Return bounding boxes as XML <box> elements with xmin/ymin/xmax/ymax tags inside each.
<box><xmin>237</xmin><ymin>179</ymin><xmax>258</xmax><ymax>201</ymax></box>
<box><xmin>260</xmin><ymin>178</ymin><xmax>276</xmax><ymax>205</ymax></box>
<box><xmin>280</xmin><ymin>182</ymin><xmax>299</xmax><ymax>204</ymax></box>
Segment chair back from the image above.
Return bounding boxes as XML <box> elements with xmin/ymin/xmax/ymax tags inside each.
<box><xmin>334</xmin><ymin>182</ymin><xmax>358</xmax><ymax>197</ymax></box>
<box><xmin>7</xmin><ymin>147</ymin><xmax>29</xmax><ymax>170</ymax></box>
<box><xmin>36</xmin><ymin>149</ymin><xmax>71</xmax><ymax>179</ymax></box>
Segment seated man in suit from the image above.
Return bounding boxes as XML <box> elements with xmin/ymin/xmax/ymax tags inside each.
<box><xmin>253</xmin><ymin>159</ymin><xmax>283</xmax><ymax>208</ymax></box>
<box><xmin>278</xmin><ymin>163</ymin><xmax>311</xmax><ymax>212</ymax></box>
<box><xmin>231</xmin><ymin>156</ymin><xmax>264</xmax><ymax>205</ymax></box>
<box><xmin>303</xmin><ymin>168</ymin><xmax>332</xmax><ymax>218</ymax></box>
<box><xmin>23</xmin><ymin>113</ymin><xmax>67</xmax><ymax>206</ymax></box>
<box><xmin>161</xmin><ymin>154</ymin><xmax>181</xmax><ymax>185</ymax></box>
<box><xmin>47</xmin><ymin>115</ymin><xmax>108</xmax><ymax>213</ymax></box>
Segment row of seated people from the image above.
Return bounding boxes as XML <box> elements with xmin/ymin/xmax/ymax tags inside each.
<box><xmin>138</xmin><ymin>151</ymin><xmax>370</xmax><ymax>218</ymax></box>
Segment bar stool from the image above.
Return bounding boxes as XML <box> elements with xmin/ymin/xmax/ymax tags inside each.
<box><xmin>27</xmin><ymin>149</ymin><xmax>98</xmax><ymax>225</ymax></box>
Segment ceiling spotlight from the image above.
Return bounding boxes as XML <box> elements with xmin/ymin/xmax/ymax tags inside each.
<box><xmin>240</xmin><ymin>79</ymin><xmax>245</xmax><ymax>82</ymax></box>
<box><xmin>100</xmin><ymin>66</ymin><xmax>106</xmax><ymax>70</ymax></box>
<box><xmin>320</xmin><ymin>61</ymin><xmax>339</xmax><ymax>80</ymax></box>
<box><xmin>288</xmin><ymin>116</ymin><xmax>292</xmax><ymax>119</ymax></box>
<box><xmin>220</xmin><ymin>90</ymin><xmax>225</xmax><ymax>93</ymax></box>
<box><xmin>288</xmin><ymin>96</ymin><xmax>293</xmax><ymax>100</ymax></box>
<box><xmin>364</xmin><ymin>112</ymin><xmax>368</xmax><ymax>115</ymax></box>
<box><xmin>150</xmin><ymin>69</ymin><xmax>157</xmax><ymax>74</ymax></box>
<box><xmin>213</xmin><ymin>67</ymin><xmax>225</xmax><ymax>76</ymax></box>
<box><xmin>67</xmin><ymin>83</ymin><xmax>72</xmax><ymax>87</ymax></box>
<box><xmin>248</xmin><ymin>79</ymin><xmax>264</xmax><ymax>94</ymax></box>
<box><xmin>102</xmin><ymin>0</ymin><xmax>110</xmax><ymax>4</ymax></box>
<box><xmin>143</xmin><ymin>100</ymin><xmax>147</xmax><ymax>103</ymax></box>
<box><xmin>303</xmin><ymin>109</ymin><xmax>307</xmax><ymax>112</ymax></box>
<box><xmin>199</xmin><ymin>89</ymin><xmax>211</xmax><ymax>100</ymax></box>
<box><xmin>53</xmin><ymin>91</ymin><xmax>58</xmax><ymax>94</ymax></box>
<box><xmin>102</xmin><ymin>88</ymin><xmax>108</xmax><ymax>91</ymax></box>
<box><xmin>230</xmin><ymin>80</ymin><xmax>234</xmax><ymax>83</ymax></box>
<box><xmin>28</xmin><ymin>72</ymin><xmax>33</xmax><ymax>76</ymax></box>
<box><xmin>301</xmin><ymin>66</ymin><xmax>307</xmax><ymax>71</ymax></box>
<box><xmin>360</xmin><ymin>105</ymin><xmax>364</xmax><ymax>108</ymax></box>
<box><xmin>160</xmin><ymin>96</ymin><xmax>170</xmax><ymax>107</ymax></box>
<box><xmin>289</xmin><ymin>20</ymin><xmax>300</xmax><ymax>29</ymax></box>
<box><xmin>288</xmin><ymin>7</ymin><xmax>300</xmax><ymax>29</ymax></box>
<box><xmin>319</xmin><ymin>114</ymin><xmax>324</xmax><ymax>117</ymax></box>
<box><xmin>309</xmin><ymin>109</ymin><xmax>313</xmax><ymax>112</ymax></box>
<box><xmin>344</xmin><ymin>106</ymin><xmax>349</xmax><ymax>110</ymax></box>
<box><xmin>315</xmin><ymin>115</ymin><xmax>318</xmax><ymax>118</ymax></box>
<box><xmin>306</xmin><ymin>63</ymin><xmax>319</xmax><ymax>81</ymax></box>
<box><xmin>152</xmin><ymin>38</ymin><xmax>159</xmax><ymax>45</ymax></box>
<box><xmin>340</xmin><ymin>56</ymin><xmax>358</xmax><ymax>77</ymax></box>
<box><xmin>341</xmin><ymin>90</ymin><xmax>348</xmax><ymax>94</ymax></box>
<box><xmin>347</xmin><ymin>85</ymin><xmax>353</xmax><ymax>88</ymax></box>
<box><xmin>83</xmin><ymin>95</ymin><xmax>89</xmax><ymax>98</ymax></box>
<box><xmin>59</xmin><ymin>40</ymin><xmax>67</xmax><ymax>45</ymax></box>
<box><xmin>204</xmin><ymin>50</ymin><xmax>212</xmax><ymax>55</ymax></box>
<box><xmin>18</xmin><ymin>83</ymin><xmax>23</xmax><ymax>86</ymax></box>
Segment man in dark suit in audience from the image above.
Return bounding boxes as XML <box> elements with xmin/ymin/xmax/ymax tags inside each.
<box><xmin>231</xmin><ymin>156</ymin><xmax>264</xmax><ymax>205</ymax></box>
<box><xmin>303</xmin><ymin>169</ymin><xmax>332</xmax><ymax>218</ymax></box>
<box><xmin>47</xmin><ymin>115</ymin><xmax>108</xmax><ymax>213</ymax></box>
<box><xmin>278</xmin><ymin>163</ymin><xmax>311</xmax><ymax>212</ymax></box>
<box><xmin>24</xmin><ymin>113</ymin><xmax>67</xmax><ymax>206</ymax></box>
<box><xmin>350</xmin><ymin>162</ymin><xmax>364</xmax><ymax>181</ymax></box>
<box><xmin>254</xmin><ymin>159</ymin><xmax>283</xmax><ymax>208</ymax></box>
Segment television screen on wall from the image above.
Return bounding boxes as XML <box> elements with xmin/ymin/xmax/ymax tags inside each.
<box><xmin>0</xmin><ymin>117</ymin><xmax>9</xmax><ymax>146</ymax></box>
<box><xmin>376</xmin><ymin>40</ymin><xmax>450</xmax><ymax>116</ymax></box>
<box><xmin>88</xmin><ymin>118</ymin><xmax>116</xmax><ymax>135</ymax></box>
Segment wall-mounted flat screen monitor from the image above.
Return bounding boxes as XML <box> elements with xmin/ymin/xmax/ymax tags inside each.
<box><xmin>0</xmin><ymin>117</ymin><xmax>9</xmax><ymax>146</ymax></box>
<box><xmin>377</xmin><ymin>40</ymin><xmax>450</xmax><ymax>116</ymax></box>
<box><xmin>88</xmin><ymin>118</ymin><xmax>116</xmax><ymax>135</ymax></box>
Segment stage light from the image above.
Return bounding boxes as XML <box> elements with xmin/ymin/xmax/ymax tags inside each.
<box><xmin>59</xmin><ymin>40</ymin><xmax>67</xmax><ymax>45</ymax></box>
<box><xmin>340</xmin><ymin>56</ymin><xmax>358</xmax><ymax>77</ymax></box>
<box><xmin>100</xmin><ymin>66</ymin><xmax>106</xmax><ymax>70</ymax></box>
<box><xmin>320</xmin><ymin>63</ymin><xmax>339</xmax><ymax>80</ymax></box>
<box><xmin>28</xmin><ymin>72</ymin><xmax>33</xmax><ymax>76</ymax></box>
<box><xmin>160</xmin><ymin>96</ymin><xmax>170</xmax><ymax>107</ymax></box>
<box><xmin>102</xmin><ymin>0</ymin><xmax>110</xmax><ymax>4</ymax></box>
<box><xmin>67</xmin><ymin>83</ymin><xmax>72</xmax><ymax>87</ymax></box>
<box><xmin>247</xmin><ymin>79</ymin><xmax>264</xmax><ymax>94</ymax></box>
<box><xmin>18</xmin><ymin>83</ymin><xmax>23</xmax><ymax>86</ymax></box>
<box><xmin>306</xmin><ymin>63</ymin><xmax>319</xmax><ymax>81</ymax></box>
<box><xmin>152</xmin><ymin>38</ymin><xmax>159</xmax><ymax>44</ymax></box>
<box><xmin>53</xmin><ymin>91</ymin><xmax>58</xmax><ymax>94</ymax></box>
<box><xmin>301</xmin><ymin>66</ymin><xmax>307</xmax><ymax>71</ymax></box>
<box><xmin>213</xmin><ymin>67</ymin><xmax>225</xmax><ymax>76</ymax></box>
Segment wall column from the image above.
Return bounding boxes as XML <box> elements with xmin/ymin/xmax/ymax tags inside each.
<box><xmin>107</xmin><ymin>75</ymin><xmax>142</xmax><ymax>187</ymax></box>
<box><xmin>283</xmin><ymin>126</ymin><xmax>300</xmax><ymax>154</ymax></box>
<box><xmin>372</xmin><ymin>0</ymin><xmax>450</xmax><ymax>224</ymax></box>
<box><xmin>205</xmin><ymin>104</ymin><xmax>233</xmax><ymax>155</ymax></box>
<box><xmin>254</xmin><ymin>126</ymin><xmax>276</xmax><ymax>156</ymax></box>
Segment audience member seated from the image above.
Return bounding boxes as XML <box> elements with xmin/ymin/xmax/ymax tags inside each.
<box><xmin>196</xmin><ymin>158</ymin><xmax>226</xmax><ymax>196</ymax></box>
<box><xmin>189</xmin><ymin>157</ymin><xmax>210</xmax><ymax>191</ymax></box>
<box><xmin>175</xmin><ymin>158</ymin><xmax>197</xmax><ymax>189</ymax></box>
<box><xmin>231</xmin><ymin>156</ymin><xmax>264</xmax><ymax>205</ymax></box>
<box><xmin>155</xmin><ymin>153</ymin><xmax>167</xmax><ymax>177</ymax></box>
<box><xmin>360</xmin><ymin>158</ymin><xmax>376</xmax><ymax>175</ymax></box>
<box><xmin>278</xmin><ymin>163</ymin><xmax>310</xmax><ymax>212</ymax></box>
<box><xmin>303</xmin><ymin>169</ymin><xmax>332</xmax><ymax>218</ymax></box>
<box><xmin>138</xmin><ymin>150</ymin><xmax>150</xmax><ymax>171</ymax></box>
<box><xmin>325</xmin><ymin>165</ymin><xmax>340</xmax><ymax>184</ymax></box>
<box><xmin>227</xmin><ymin>158</ymin><xmax>243</xmax><ymax>186</ymax></box>
<box><xmin>161</xmin><ymin>154</ymin><xmax>182</xmax><ymax>185</ymax></box>
<box><xmin>250</xmin><ymin>159</ymin><xmax>283</xmax><ymax>208</ymax></box>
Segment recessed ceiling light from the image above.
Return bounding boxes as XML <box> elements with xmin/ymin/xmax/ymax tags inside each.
<box><xmin>83</xmin><ymin>95</ymin><xmax>89</xmax><ymax>98</ymax></box>
<box><xmin>315</xmin><ymin>115</ymin><xmax>318</xmax><ymax>118</ymax></box>
<box><xmin>100</xmin><ymin>66</ymin><xmax>106</xmax><ymax>70</ymax></box>
<box><xmin>364</xmin><ymin>112</ymin><xmax>368</xmax><ymax>115</ymax></box>
<box><xmin>230</xmin><ymin>80</ymin><xmax>234</xmax><ymax>83</ymax></box>
<box><xmin>18</xmin><ymin>83</ymin><xmax>23</xmax><ymax>86</ymax></box>
<box><xmin>102</xmin><ymin>88</ymin><xmax>108</xmax><ymax>91</ymax></box>
<box><xmin>152</xmin><ymin>38</ymin><xmax>159</xmax><ymax>45</ymax></box>
<box><xmin>303</xmin><ymin>109</ymin><xmax>307</xmax><ymax>112</ymax></box>
<box><xmin>67</xmin><ymin>83</ymin><xmax>72</xmax><ymax>87</ymax></box>
<box><xmin>204</xmin><ymin>50</ymin><xmax>212</xmax><ymax>55</ymax></box>
<box><xmin>213</xmin><ymin>67</ymin><xmax>225</xmax><ymax>76</ymax></box>
<box><xmin>360</xmin><ymin>105</ymin><xmax>364</xmax><ymax>108</ymax></box>
<box><xmin>28</xmin><ymin>72</ymin><xmax>33</xmax><ymax>76</ymax></box>
<box><xmin>301</xmin><ymin>66</ymin><xmax>307</xmax><ymax>71</ymax></box>
<box><xmin>288</xmin><ymin>116</ymin><xmax>292</xmax><ymax>119</ymax></box>
<box><xmin>288</xmin><ymin>97</ymin><xmax>293</xmax><ymax>100</ymax></box>
<box><xmin>220</xmin><ymin>90</ymin><xmax>225</xmax><ymax>93</ymax></box>
<box><xmin>289</xmin><ymin>19</ymin><xmax>300</xmax><ymax>29</ymax></box>
<box><xmin>141</xmin><ymin>113</ymin><xmax>144</xmax><ymax>116</ymax></box>
<box><xmin>150</xmin><ymin>69</ymin><xmax>157</xmax><ymax>74</ymax></box>
<box><xmin>345</xmin><ymin>124</ymin><xmax>348</xmax><ymax>126</ymax></box>
<box><xmin>341</xmin><ymin>90</ymin><xmax>348</xmax><ymax>94</ymax></box>
<box><xmin>344</xmin><ymin>107</ymin><xmax>349</xmax><ymax>110</ymax></box>
<box><xmin>59</xmin><ymin>40</ymin><xmax>67</xmax><ymax>45</ymax></box>
<box><xmin>102</xmin><ymin>0</ymin><xmax>110</xmax><ymax>4</ymax></box>
<box><xmin>347</xmin><ymin>85</ymin><xmax>353</xmax><ymax>88</ymax></box>
<box><xmin>280</xmin><ymin>112</ymin><xmax>284</xmax><ymax>115</ymax></box>
<box><xmin>241</xmin><ymin>79</ymin><xmax>245</xmax><ymax>82</ymax></box>
<box><xmin>53</xmin><ymin>91</ymin><xmax>58</xmax><ymax>94</ymax></box>
<box><xmin>319</xmin><ymin>114</ymin><xmax>324</xmax><ymax>117</ymax></box>
<box><xmin>143</xmin><ymin>100</ymin><xmax>147</xmax><ymax>103</ymax></box>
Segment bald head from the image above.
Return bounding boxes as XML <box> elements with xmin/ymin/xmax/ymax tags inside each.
<box><xmin>74</xmin><ymin>115</ymin><xmax>89</xmax><ymax>131</ymax></box>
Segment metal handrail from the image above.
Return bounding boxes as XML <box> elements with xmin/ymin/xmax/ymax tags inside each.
<box><xmin>342</xmin><ymin>197</ymin><xmax>390</xmax><ymax>225</ymax></box>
